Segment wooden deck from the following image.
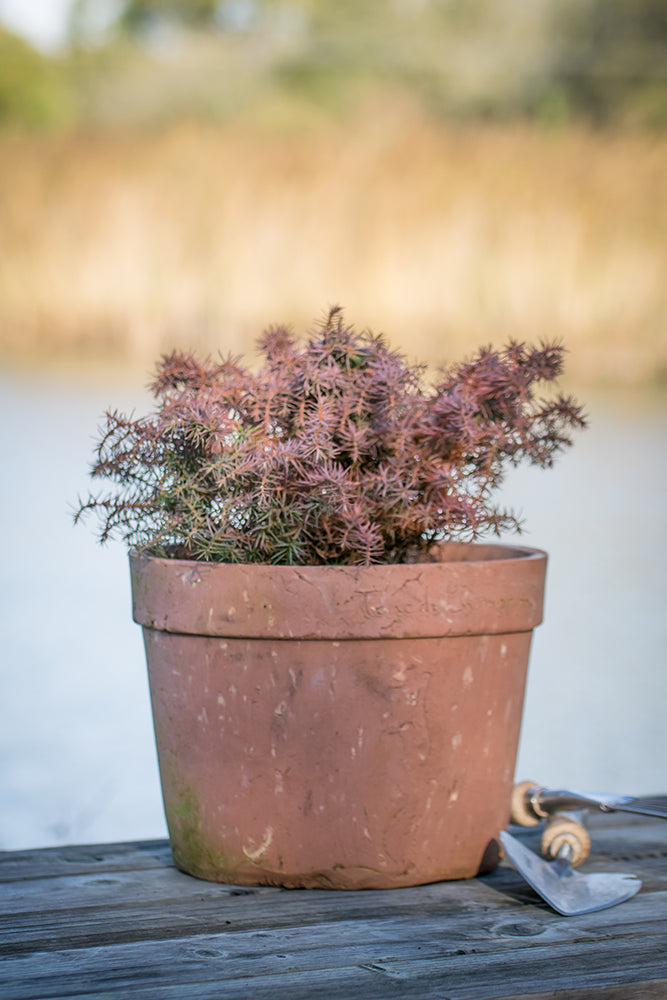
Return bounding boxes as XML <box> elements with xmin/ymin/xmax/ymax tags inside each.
<box><xmin>1</xmin><ymin>812</ymin><xmax>666</xmax><ymax>999</ymax></box>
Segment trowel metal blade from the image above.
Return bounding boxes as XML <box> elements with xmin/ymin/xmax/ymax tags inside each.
<box><xmin>499</xmin><ymin>830</ymin><xmax>641</xmax><ymax>916</ymax></box>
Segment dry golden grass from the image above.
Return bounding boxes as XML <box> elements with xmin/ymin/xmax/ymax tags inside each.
<box><xmin>1</xmin><ymin>107</ymin><xmax>665</xmax><ymax>384</ymax></box>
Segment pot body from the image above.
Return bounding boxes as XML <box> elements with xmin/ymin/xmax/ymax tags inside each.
<box><xmin>131</xmin><ymin>543</ymin><xmax>547</xmax><ymax>888</ymax></box>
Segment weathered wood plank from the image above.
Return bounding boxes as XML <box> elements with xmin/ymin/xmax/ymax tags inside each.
<box><xmin>0</xmin><ymin>815</ymin><xmax>665</xmax><ymax>1000</ymax></box>
<box><xmin>1</xmin><ymin>888</ymin><xmax>666</xmax><ymax>998</ymax></box>
<box><xmin>0</xmin><ymin>839</ymin><xmax>174</xmax><ymax>882</ymax></box>
<box><xmin>1</xmin><ymin>907</ymin><xmax>666</xmax><ymax>995</ymax></box>
<box><xmin>2</xmin><ymin>859</ymin><xmax>665</xmax><ymax>958</ymax></box>
<box><xmin>4</xmin><ymin>808</ymin><xmax>663</xmax><ymax>879</ymax></box>
<box><xmin>1</xmin><ymin>929</ymin><xmax>666</xmax><ymax>1000</ymax></box>
<box><xmin>1</xmin><ymin>810</ymin><xmax>663</xmax><ymax>884</ymax></box>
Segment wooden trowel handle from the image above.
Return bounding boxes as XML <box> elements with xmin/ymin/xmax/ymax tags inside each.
<box><xmin>511</xmin><ymin>781</ymin><xmax>667</xmax><ymax>823</ymax></box>
<box><xmin>541</xmin><ymin>814</ymin><xmax>591</xmax><ymax>866</ymax></box>
<box><xmin>511</xmin><ymin>782</ymin><xmax>613</xmax><ymax>824</ymax></box>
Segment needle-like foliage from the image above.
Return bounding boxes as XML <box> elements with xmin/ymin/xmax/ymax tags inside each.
<box><xmin>74</xmin><ymin>307</ymin><xmax>586</xmax><ymax>565</ymax></box>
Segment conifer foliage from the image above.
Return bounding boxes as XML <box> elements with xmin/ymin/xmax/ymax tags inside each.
<box><xmin>75</xmin><ymin>307</ymin><xmax>586</xmax><ymax>565</ymax></box>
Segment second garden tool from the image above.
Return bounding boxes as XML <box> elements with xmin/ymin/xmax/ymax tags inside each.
<box><xmin>499</xmin><ymin>829</ymin><xmax>641</xmax><ymax>916</ymax></box>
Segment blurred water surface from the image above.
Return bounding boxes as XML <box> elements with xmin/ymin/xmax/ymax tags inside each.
<box><xmin>1</xmin><ymin>364</ymin><xmax>665</xmax><ymax>850</ymax></box>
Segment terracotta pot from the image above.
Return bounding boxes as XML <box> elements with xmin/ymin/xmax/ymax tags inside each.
<box><xmin>131</xmin><ymin>542</ymin><xmax>547</xmax><ymax>889</ymax></box>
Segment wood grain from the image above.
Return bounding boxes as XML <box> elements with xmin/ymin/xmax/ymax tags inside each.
<box><xmin>1</xmin><ymin>813</ymin><xmax>665</xmax><ymax>999</ymax></box>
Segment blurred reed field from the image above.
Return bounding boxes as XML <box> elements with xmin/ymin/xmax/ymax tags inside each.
<box><xmin>2</xmin><ymin>113</ymin><xmax>666</xmax><ymax>384</ymax></box>
<box><xmin>0</xmin><ymin>0</ymin><xmax>666</xmax><ymax>384</ymax></box>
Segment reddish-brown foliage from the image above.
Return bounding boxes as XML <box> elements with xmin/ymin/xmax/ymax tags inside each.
<box><xmin>75</xmin><ymin>307</ymin><xmax>586</xmax><ymax>564</ymax></box>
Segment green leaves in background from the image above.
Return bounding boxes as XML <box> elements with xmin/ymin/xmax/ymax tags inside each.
<box><xmin>0</xmin><ymin>28</ymin><xmax>75</xmax><ymax>130</ymax></box>
<box><xmin>1</xmin><ymin>0</ymin><xmax>666</xmax><ymax>132</ymax></box>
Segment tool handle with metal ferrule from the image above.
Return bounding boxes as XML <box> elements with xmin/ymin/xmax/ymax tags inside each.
<box><xmin>509</xmin><ymin>780</ymin><xmax>544</xmax><ymax>826</ymax></box>
<box><xmin>541</xmin><ymin>814</ymin><xmax>591</xmax><ymax>866</ymax></box>
<box><xmin>510</xmin><ymin>782</ymin><xmax>667</xmax><ymax>825</ymax></box>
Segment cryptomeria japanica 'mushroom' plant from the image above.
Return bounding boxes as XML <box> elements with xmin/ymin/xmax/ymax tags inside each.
<box><xmin>75</xmin><ymin>306</ymin><xmax>586</xmax><ymax>565</ymax></box>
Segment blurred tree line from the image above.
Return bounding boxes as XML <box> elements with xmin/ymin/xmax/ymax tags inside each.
<box><xmin>1</xmin><ymin>0</ymin><xmax>666</xmax><ymax>131</ymax></box>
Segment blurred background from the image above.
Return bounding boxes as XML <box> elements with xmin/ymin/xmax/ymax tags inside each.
<box><xmin>1</xmin><ymin>0</ymin><xmax>665</xmax><ymax>851</ymax></box>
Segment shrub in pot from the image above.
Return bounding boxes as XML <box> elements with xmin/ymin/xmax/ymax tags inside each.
<box><xmin>76</xmin><ymin>307</ymin><xmax>585</xmax><ymax>888</ymax></box>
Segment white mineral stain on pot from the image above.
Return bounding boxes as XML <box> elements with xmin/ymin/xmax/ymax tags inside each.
<box><xmin>217</xmin><ymin>694</ymin><xmax>225</xmax><ymax>706</ymax></box>
<box><xmin>243</xmin><ymin>826</ymin><xmax>273</xmax><ymax>861</ymax></box>
<box><xmin>449</xmin><ymin>788</ymin><xmax>459</xmax><ymax>802</ymax></box>
<box><xmin>501</xmin><ymin>643</ymin><xmax>508</xmax><ymax>657</ymax></box>
<box><xmin>363</xmin><ymin>827</ymin><xmax>371</xmax><ymax>839</ymax></box>
<box><xmin>392</xmin><ymin>665</ymin><xmax>407</xmax><ymax>683</ymax></box>
<box><xmin>227</xmin><ymin>606</ymin><xmax>236</xmax><ymax>618</ymax></box>
<box><xmin>462</xmin><ymin>666</ymin><xmax>474</xmax><ymax>687</ymax></box>
<box><xmin>451</xmin><ymin>732</ymin><xmax>462</xmax><ymax>750</ymax></box>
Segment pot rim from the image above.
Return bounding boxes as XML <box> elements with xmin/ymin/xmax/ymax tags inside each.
<box><xmin>130</xmin><ymin>542</ymin><xmax>548</xmax><ymax>640</ymax></box>
<box><xmin>129</xmin><ymin>540</ymin><xmax>547</xmax><ymax>570</ymax></box>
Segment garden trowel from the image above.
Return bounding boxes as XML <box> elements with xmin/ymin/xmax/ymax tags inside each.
<box><xmin>499</xmin><ymin>829</ymin><xmax>641</xmax><ymax>916</ymax></box>
<box><xmin>510</xmin><ymin>782</ymin><xmax>667</xmax><ymax>825</ymax></box>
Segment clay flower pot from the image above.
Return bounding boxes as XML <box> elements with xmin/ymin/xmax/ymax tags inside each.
<box><xmin>131</xmin><ymin>542</ymin><xmax>547</xmax><ymax>889</ymax></box>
